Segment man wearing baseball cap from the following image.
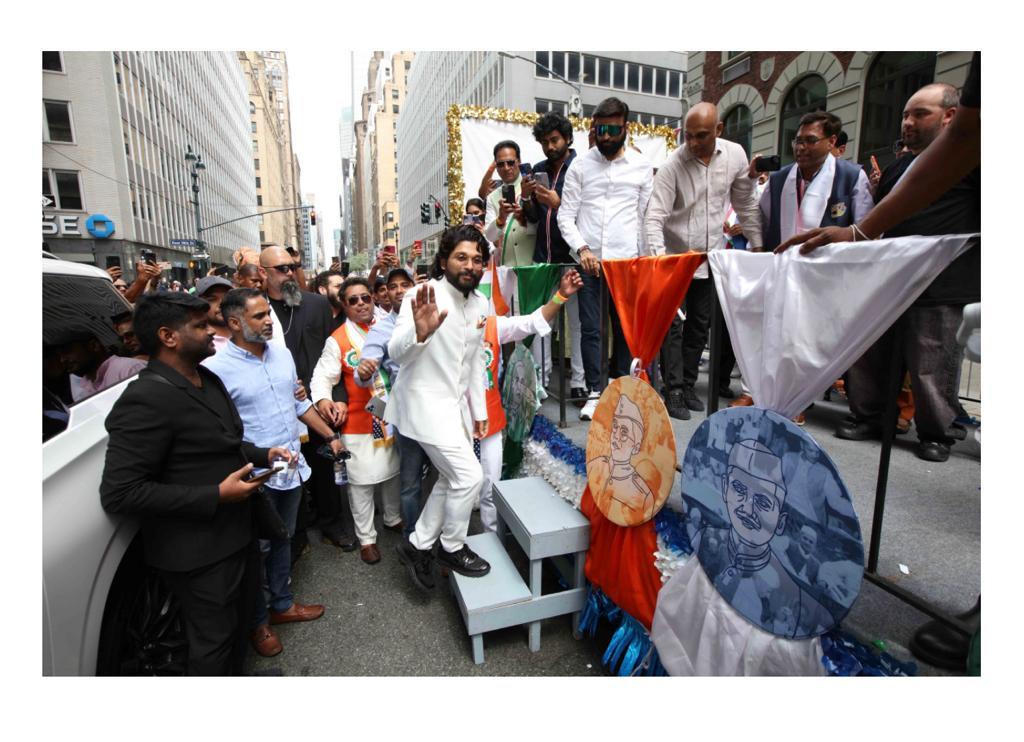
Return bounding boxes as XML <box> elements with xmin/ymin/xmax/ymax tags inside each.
<box><xmin>195</xmin><ymin>275</ymin><xmax>235</xmax><ymax>354</ymax></box>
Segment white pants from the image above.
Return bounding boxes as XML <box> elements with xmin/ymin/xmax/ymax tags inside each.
<box><xmin>529</xmin><ymin>332</ymin><xmax>552</xmax><ymax>387</ymax></box>
<box><xmin>565</xmin><ymin>291</ymin><xmax>585</xmax><ymax>388</ymax></box>
<box><xmin>410</xmin><ymin>437</ymin><xmax>484</xmax><ymax>553</ymax></box>
<box><xmin>479</xmin><ymin>432</ymin><xmax>503</xmax><ymax>533</ymax></box>
<box><xmin>349</xmin><ymin>475</ymin><xmax>401</xmax><ymax>545</ymax></box>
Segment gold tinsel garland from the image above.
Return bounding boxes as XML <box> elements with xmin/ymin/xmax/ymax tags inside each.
<box><xmin>446</xmin><ymin>104</ymin><xmax>677</xmax><ymax>223</ymax></box>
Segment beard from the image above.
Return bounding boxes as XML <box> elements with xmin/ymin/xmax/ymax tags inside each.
<box><xmin>596</xmin><ymin>135</ymin><xmax>626</xmax><ymax>157</ymax></box>
<box><xmin>241</xmin><ymin>324</ymin><xmax>271</xmax><ymax>344</ymax></box>
<box><xmin>327</xmin><ymin>292</ymin><xmax>344</xmax><ymax>311</ymax></box>
<box><xmin>281</xmin><ymin>279</ymin><xmax>303</xmax><ymax>307</ymax></box>
<box><xmin>446</xmin><ymin>267</ymin><xmax>482</xmax><ymax>295</ymax></box>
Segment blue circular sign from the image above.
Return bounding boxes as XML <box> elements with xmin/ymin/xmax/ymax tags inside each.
<box><xmin>681</xmin><ymin>408</ymin><xmax>864</xmax><ymax>639</ymax></box>
<box><xmin>85</xmin><ymin>213</ymin><xmax>115</xmax><ymax>239</ymax></box>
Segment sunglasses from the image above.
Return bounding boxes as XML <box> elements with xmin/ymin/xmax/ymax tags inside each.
<box><xmin>595</xmin><ymin>124</ymin><xmax>624</xmax><ymax>137</ymax></box>
<box><xmin>346</xmin><ymin>293</ymin><xmax>373</xmax><ymax>306</ymax></box>
<box><xmin>495</xmin><ymin>159</ymin><xmax>518</xmax><ymax>168</ymax></box>
<box><xmin>271</xmin><ymin>263</ymin><xmax>300</xmax><ymax>274</ymax></box>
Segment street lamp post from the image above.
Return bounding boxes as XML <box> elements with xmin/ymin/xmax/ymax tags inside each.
<box><xmin>185</xmin><ymin>144</ymin><xmax>208</xmax><ymax>276</ymax></box>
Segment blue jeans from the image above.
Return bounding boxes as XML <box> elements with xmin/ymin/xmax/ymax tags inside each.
<box><xmin>397</xmin><ymin>428</ymin><xmax>429</xmax><ymax>538</ymax></box>
<box><xmin>252</xmin><ymin>484</ymin><xmax>302</xmax><ymax>627</ymax></box>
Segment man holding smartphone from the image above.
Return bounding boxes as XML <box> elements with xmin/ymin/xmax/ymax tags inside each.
<box><xmin>484</xmin><ymin>140</ymin><xmax>536</xmax><ymax>268</ymax></box>
<box><xmin>100</xmin><ymin>292</ymin><xmax>294</xmax><ymax>675</ymax></box>
<box><xmin>644</xmin><ymin>102</ymin><xmax>761</xmax><ymax>420</ymax></box>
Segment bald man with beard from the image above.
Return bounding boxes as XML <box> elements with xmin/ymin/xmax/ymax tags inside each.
<box><xmin>260</xmin><ymin>245</ymin><xmax>357</xmax><ymax>554</ymax></box>
<box><xmin>644</xmin><ymin>102</ymin><xmax>761</xmax><ymax>420</ymax></box>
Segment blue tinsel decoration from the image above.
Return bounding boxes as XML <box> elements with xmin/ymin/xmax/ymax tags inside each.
<box><xmin>820</xmin><ymin>630</ymin><xmax>918</xmax><ymax>677</ymax></box>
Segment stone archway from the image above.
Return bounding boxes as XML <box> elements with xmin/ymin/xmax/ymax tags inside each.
<box><xmin>764</xmin><ymin>52</ymin><xmax>845</xmax><ymax>120</ymax></box>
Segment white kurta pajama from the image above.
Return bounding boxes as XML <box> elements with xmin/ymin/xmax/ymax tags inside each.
<box><xmin>386</xmin><ymin>278</ymin><xmax>489</xmax><ymax>553</ymax></box>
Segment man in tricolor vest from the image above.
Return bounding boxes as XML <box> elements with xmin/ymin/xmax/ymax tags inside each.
<box><xmin>311</xmin><ymin>277</ymin><xmax>401</xmax><ymax>565</ymax></box>
<box><xmin>476</xmin><ymin>268</ymin><xmax>584</xmax><ymax>531</ymax></box>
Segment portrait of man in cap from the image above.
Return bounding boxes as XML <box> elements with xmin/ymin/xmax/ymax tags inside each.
<box><xmin>589</xmin><ymin>393</ymin><xmax>657</xmax><ymax>525</ymax></box>
<box><xmin>691</xmin><ymin>438</ymin><xmax>833</xmax><ymax>639</ymax></box>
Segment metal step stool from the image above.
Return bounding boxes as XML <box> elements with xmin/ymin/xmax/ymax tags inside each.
<box><xmin>450</xmin><ymin>476</ymin><xmax>590</xmax><ymax>664</ymax></box>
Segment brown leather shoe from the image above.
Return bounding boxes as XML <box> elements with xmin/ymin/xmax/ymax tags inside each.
<box><xmin>250</xmin><ymin>624</ymin><xmax>283</xmax><ymax>657</ymax></box>
<box><xmin>730</xmin><ymin>393</ymin><xmax>754</xmax><ymax>407</ymax></box>
<box><xmin>792</xmin><ymin>412</ymin><xmax>806</xmax><ymax>426</ymax></box>
<box><xmin>360</xmin><ymin>543</ymin><xmax>382</xmax><ymax>564</ymax></box>
<box><xmin>269</xmin><ymin>602</ymin><xmax>325</xmax><ymax>625</ymax></box>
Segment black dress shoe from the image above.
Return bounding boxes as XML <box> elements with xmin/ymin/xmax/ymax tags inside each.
<box><xmin>321</xmin><ymin>526</ymin><xmax>358</xmax><ymax>552</ymax></box>
<box><xmin>681</xmin><ymin>386</ymin><xmax>704</xmax><ymax>412</ymax></box>
<box><xmin>395</xmin><ymin>539</ymin><xmax>436</xmax><ymax>592</ymax></box>
<box><xmin>947</xmin><ymin>423</ymin><xmax>968</xmax><ymax>441</ymax></box>
<box><xmin>916</xmin><ymin>440</ymin><xmax>950</xmax><ymax>462</ymax></box>
<box><xmin>910</xmin><ymin>622</ymin><xmax>973</xmax><ymax>672</ymax></box>
<box><xmin>666</xmin><ymin>390</ymin><xmax>691</xmax><ymax>421</ymax></box>
<box><xmin>835</xmin><ymin>421</ymin><xmax>882</xmax><ymax>441</ymax></box>
<box><xmin>436</xmin><ymin>544</ymin><xmax>490</xmax><ymax>577</ymax></box>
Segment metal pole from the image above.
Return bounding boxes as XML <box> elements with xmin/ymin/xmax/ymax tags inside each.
<box><xmin>600</xmin><ymin>275</ymin><xmax>610</xmax><ymax>390</ymax></box>
<box><xmin>556</xmin><ymin>291</ymin><xmax>567</xmax><ymax>428</ymax></box>
<box><xmin>707</xmin><ymin>278</ymin><xmax>721</xmax><ymax>416</ymax></box>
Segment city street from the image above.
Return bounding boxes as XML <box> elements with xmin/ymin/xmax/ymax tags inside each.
<box><xmin>245</xmin><ymin>362</ymin><xmax>980</xmax><ymax>677</ymax></box>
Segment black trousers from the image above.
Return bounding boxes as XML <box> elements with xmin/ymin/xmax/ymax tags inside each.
<box><xmin>659</xmin><ymin>277</ymin><xmax>735</xmax><ymax>393</ymax></box>
<box><xmin>301</xmin><ymin>429</ymin><xmax>355</xmax><ymax>537</ymax></box>
<box><xmin>159</xmin><ymin>542</ymin><xmax>259</xmax><ymax>676</ymax></box>
<box><xmin>846</xmin><ymin>304</ymin><xmax>964</xmax><ymax>444</ymax></box>
<box><xmin>608</xmin><ymin>299</ymin><xmax>632</xmax><ymax>381</ymax></box>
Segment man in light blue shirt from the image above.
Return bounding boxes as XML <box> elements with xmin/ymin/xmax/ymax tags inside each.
<box><xmin>205</xmin><ymin>288</ymin><xmax>344</xmax><ymax>658</ymax></box>
<box><xmin>354</xmin><ymin>267</ymin><xmax>427</xmax><ymax>537</ymax></box>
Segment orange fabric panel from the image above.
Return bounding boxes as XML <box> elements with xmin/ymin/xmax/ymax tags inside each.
<box><xmin>601</xmin><ymin>253</ymin><xmax>706</xmax><ymax>379</ymax></box>
<box><xmin>491</xmin><ymin>260</ymin><xmax>510</xmax><ymax>317</ymax></box>
<box><xmin>483</xmin><ymin>316</ymin><xmax>506</xmax><ymax>436</ymax></box>
<box><xmin>580</xmin><ymin>485</ymin><xmax>662</xmax><ymax>631</ymax></box>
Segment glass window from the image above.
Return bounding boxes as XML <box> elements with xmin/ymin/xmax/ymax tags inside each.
<box><xmin>393</xmin><ymin>104</ymin><xmax>399</xmax><ymax>114</ymax></box>
<box><xmin>613</xmin><ymin>61</ymin><xmax>625</xmax><ymax>89</ymax></box>
<box><xmin>779</xmin><ymin>75</ymin><xmax>828</xmax><ymax>165</ymax></box>
<box><xmin>250</xmin><ymin>101</ymin><xmax>255</xmax><ymax>114</ymax></box>
<box><xmin>257</xmin><ymin>195</ymin><xmax>263</xmax><ymax>206</ymax></box>
<box><xmin>669</xmin><ymin>71</ymin><xmax>681</xmax><ymax>98</ymax></box>
<box><xmin>255</xmin><ymin>176</ymin><xmax>261</xmax><ymax>188</ymax></box>
<box><xmin>254</xmin><ymin>158</ymin><xmax>260</xmax><ymax>170</ymax></box>
<box><xmin>583</xmin><ymin>55</ymin><xmax>596</xmax><ymax>86</ymax></box>
<box><xmin>551</xmin><ymin>51</ymin><xmax>565</xmax><ymax>79</ymax></box>
<box><xmin>53</xmin><ymin>170</ymin><xmax>83</xmax><ymax>210</ymax></box>
<box><xmin>251</xmin><ymin>121</ymin><xmax>257</xmax><ymax>132</ymax></box>
<box><xmin>43</xmin><ymin>51</ymin><xmax>63</xmax><ymax>72</ymax></box>
<box><xmin>655</xmin><ymin>68</ymin><xmax>667</xmax><ymax>96</ymax></box>
<box><xmin>392</xmin><ymin>88</ymin><xmax>399</xmax><ymax>99</ymax></box>
<box><xmin>859</xmin><ymin>52</ymin><xmax>937</xmax><ymax>169</ymax></box>
<box><xmin>723</xmin><ymin>104</ymin><xmax>753</xmax><ymax>158</ymax></box>
<box><xmin>535</xmin><ymin>51</ymin><xmax>549</xmax><ymax>78</ymax></box>
<box><xmin>627</xmin><ymin>64</ymin><xmax>640</xmax><ymax>92</ymax></box>
<box><xmin>582</xmin><ymin>104</ymin><xmax>595</xmax><ymax>118</ymax></box>
<box><xmin>44</xmin><ymin>100</ymin><xmax>73</xmax><ymax>142</ymax></box>
<box><xmin>598</xmin><ymin>58</ymin><xmax>611</xmax><ymax>87</ymax></box>
<box><xmin>536</xmin><ymin>99</ymin><xmax>549</xmax><ymax>114</ymax></box>
<box><xmin>641</xmin><ymin>66</ymin><xmax>653</xmax><ymax>94</ymax></box>
<box><xmin>42</xmin><ymin>169</ymin><xmax>55</xmax><ymax>206</ymax></box>
<box><xmin>567</xmin><ymin>53</ymin><xmax>580</xmax><ymax>83</ymax></box>
<box><xmin>252</xmin><ymin>139</ymin><xmax>259</xmax><ymax>152</ymax></box>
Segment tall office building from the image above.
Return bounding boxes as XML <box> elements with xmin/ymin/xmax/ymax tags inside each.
<box><xmin>338</xmin><ymin>105</ymin><xmax>356</xmax><ymax>257</ymax></box>
<box><xmin>42</xmin><ymin>51</ymin><xmax>258</xmax><ymax>280</ymax></box>
<box><xmin>397</xmin><ymin>51</ymin><xmax>687</xmax><ymax>253</ymax></box>
<box><xmin>353</xmin><ymin>51</ymin><xmax>415</xmax><ymax>258</ymax></box>
<box><xmin>260</xmin><ymin>51</ymin><xmax>303</xmax><ymax>249</ymax></box>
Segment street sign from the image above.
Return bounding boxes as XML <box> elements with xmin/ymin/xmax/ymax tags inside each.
<box><xmin>170</xmin><ymin>239</ymin><xmax>198</xmax><ymax>247</ymax></box>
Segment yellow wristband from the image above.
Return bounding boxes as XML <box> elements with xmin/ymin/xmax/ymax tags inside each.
<box><xmin>552</xmin><ymin>292</ymin><xmax>568</xmax><ymax>306</ymax></box>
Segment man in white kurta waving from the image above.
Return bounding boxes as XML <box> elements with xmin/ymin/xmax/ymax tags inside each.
<box><xmin>388</xmin><ymin>225</ymin><xmax>492</xmax><ymax>592</ymax></box>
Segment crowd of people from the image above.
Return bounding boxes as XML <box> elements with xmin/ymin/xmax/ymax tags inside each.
<box><xmin>51</xmin><ymin>55</ymin><xmax>977</xmax><ymax>676</ymax></box>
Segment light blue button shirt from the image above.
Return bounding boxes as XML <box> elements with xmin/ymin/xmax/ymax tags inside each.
<box><xmin>204</xmin><ymin>339</ymin><xmax>313</xmax><ymax>481</ymax></box>
<box><xmin>354</xmin><ymin>310</ymin><xmax>400</xmax><ymax>389</ymax></box>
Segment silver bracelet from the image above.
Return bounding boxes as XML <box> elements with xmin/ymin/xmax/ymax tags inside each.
<box><xmin>852</xmin><ymin>223</ymin><xmax>870</xmax><ymax>242</ymax></box>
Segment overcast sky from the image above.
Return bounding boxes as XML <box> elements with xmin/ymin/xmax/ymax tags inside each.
<box><xmin>286</xmin><ymin>49</ymin><xmax>370</xmax><ymax>246</ymax></box>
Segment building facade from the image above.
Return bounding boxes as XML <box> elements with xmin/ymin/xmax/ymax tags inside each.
<box><xmin>338</xmin><ymin>105</ymin><xmax>356</xmax><ymax>258</ymax></box>
<box><xmin>396</xmin><ymin>51</ymin><xmax>687</xmax><ymax>254</ymax></box>
<box><xmin>685</xmin><ymin>51</ymin><xmax>974</xmax><ymax>171</ymax></box>
<box><xmin>260</xmin><ymin>51</ymin><xmax>303</xmax><ymax>249</ymax></box>
<box><xmin>353</xmin><ymin>51</ymin><xmax>415</xmax><ymax>259</ymax></box>
<box><xmin>43</xmin><ymin>51</ymin><xmax>258</xmax><ymax>280</ymax></box>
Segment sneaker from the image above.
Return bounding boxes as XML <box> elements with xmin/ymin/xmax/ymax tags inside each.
<box><xmin>580</xmin><ymin>391</ymin><xmax>600</xmax><ymax>421</ymax></box>
<box><xmin>436</xmin><ymin>544</ymin><xmax>491</xmax><ymax>577</ymax></box>
<box><xmin>570</xmin><ymin>386</ymin><xmax>588</xmax><ymax>409</ymax></box>
<box><xmin>681</xmin><ymin>386</ymin><xmax>704</xmax><ymax>412</ymax></box>
<box><xmin>395</xmin><ymin>539</ymin><xmax>436</xmax><ymax>593</ymax></box>
<box><xmin>665</xmin><ymin>390</ymin><xmax>690</xmax><ymax>421</ymax></box>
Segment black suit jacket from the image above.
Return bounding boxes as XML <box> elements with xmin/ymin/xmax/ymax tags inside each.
<box><xmin>269</xmin><ymin>291</ymin><xmax>339</xmax><ymax>397</ymax></box>
<box><xmin>100</xmin><ymin>359</ymin><xmax>270</xmax><ymax>572</ymax></box>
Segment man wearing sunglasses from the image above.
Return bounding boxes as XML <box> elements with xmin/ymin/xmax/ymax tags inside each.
<box><xmin>259</xmin><ymin>245</ymin><xmax>353</xmax><ymax>557</ymax></box>
<box><xmin>311</xmin><ymin>277</ymin><xmax>402</xmax><ymax>565</ymax></box>
<box><xmin>558</xmin><ymin>97</ymin><xmax>654</xmax><ymax>421</ymax></box>
<box><xmin>483</xmin><ymin>139</ymin><xmax>537</xmax><ymax>268</ymax></box>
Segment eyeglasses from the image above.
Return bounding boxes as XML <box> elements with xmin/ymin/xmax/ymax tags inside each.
<box><xmin>495</xmin><ymin>159</ymin><xmax>517</xmax><ymax>168</ymax></box>
<box><xmin>595</xmin><ymin>124</ymin><xmax>624</xmax><ymax>137</ymax></box>
<box><xmin>270</xmin><ymin>263</ymin><xmax>299</xmax><ymax>274</ymax></box>
<box><xmin>792</xmin><ymin>136</ymin><xmax>828</xmax><ymax>147</ymax></box>
<box><xmin>346</xmin><ymin>293</ymin><xmax>373</xmax><ymax>306</ymax></box>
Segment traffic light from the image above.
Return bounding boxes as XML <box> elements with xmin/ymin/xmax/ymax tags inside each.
<box><xmin>310</xmin><ymin>209</ymin><xmax>317</xmax><ymax>225</ymax></box>
<box><xmin>434</xmin><ymin>201</ymin><xmax>442</xmax><ymax>219</ymax></box>
<box><xmin>420</xmin><ymin>202</ymin><xmax>430</xmax><ymax>224</ymax></box>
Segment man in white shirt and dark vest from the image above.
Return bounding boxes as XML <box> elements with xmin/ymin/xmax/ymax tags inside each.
<box><xmin>558</xmin><ymin>97</ymin><xmax>654</xmax><ymax>421</ymax></box>
<box><xmin>389</xmin><ymin>226</ymin><xmax>492</xmax><ymax>592</ymax></box>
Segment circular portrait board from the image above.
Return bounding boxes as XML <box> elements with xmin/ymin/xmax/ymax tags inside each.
<box><xmin>681</xmin><ymin>408</ymin><xmax>864</xmax><ymax>639</ymax></box>
<box><xmin>585</xmin><ymin>376</ymin><xmax>676</xmax><ymax>527</ymax></box>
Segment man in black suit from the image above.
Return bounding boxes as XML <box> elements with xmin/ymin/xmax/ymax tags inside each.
<box><xmin>100</xmin><ymin>292</ymin><xmax>293</xmax><ymax>676</ymax></box>
<box><xmin>259</xmin><ymin>246</ymin><xmax>356</xmax><ymax>553</ymax></box>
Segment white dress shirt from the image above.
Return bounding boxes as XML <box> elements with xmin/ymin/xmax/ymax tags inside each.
<box><xmin>643</xmin><ymin>138</ymin><xmax>761</xmax><ymax>279</ymax></box>
<box><xmin>557</xmin><ymin>146</ymin><xmax>654</xmax><ymax>261</ymax></box>
<box><xmin>385</xmin><ymin>277</ymin><xmax>488</xmax><ymax>447</ymax></box>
